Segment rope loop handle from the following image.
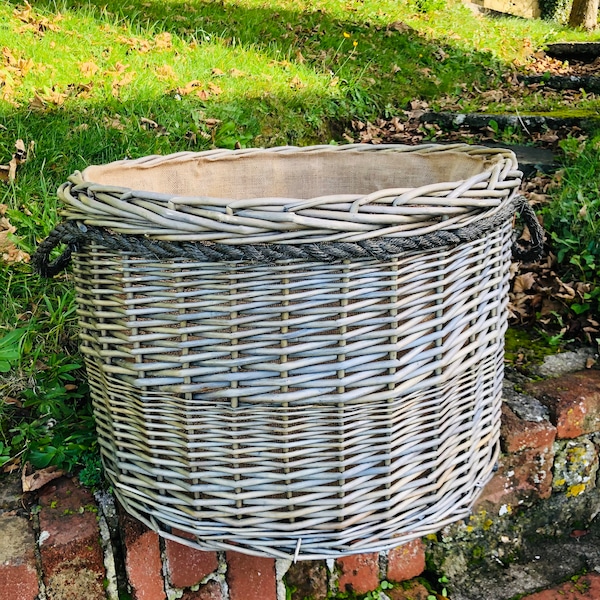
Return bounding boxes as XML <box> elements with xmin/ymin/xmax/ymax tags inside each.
<box><xmin>32</xmin><ymin>196</ymin><xmax>544</xmax><ymax>277</ymax></box>
<box><xmin>31</xmin><ymin>222</ymin><xmax>84</xmax><ymax>277</ymax></box>
<box><xmin>511</xmin><ymin>195</ymin><xmax>545</xmax><ymax>263</ymax></box>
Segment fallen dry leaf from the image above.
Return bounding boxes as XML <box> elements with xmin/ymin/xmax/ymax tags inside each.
<box><xmin>154</xmin><ymin>32</ymin><xmax>172</xmax><ymax>50</ymax></box>
<box><xmin>22</xmin><ymin>463</ymin><xmax>65</xmax><ymax>493</ymax></box>
<box><xmin>290</xmin><ymin>75</ymin><xmax>305</xmax><ymax>89</ymax></box>
<box><xmin>2</xmin><ymin>456</ymin><xmax>21</xmax><ymax>474</ymax></box>
<box><xmin>388</xmin><ymin>21</ymin><xmax>414</xmax><ymax>34</ymax></box>
<box><xmin>14</xmin><ymin>139</ymin><xmax>26</xmax><ymax>161</ymax></box>
<box><xmin>2</xmin><ymin>47</ymin><xmax>16</xmax><ymax>65</ymax></box>
<box><xmin>513</xmin><ymin>272</ymin><xmax>537</xmax><ymax>294</ymax></box>
<box><xmin>570</xmin><ymin>529</ymin><xmax>590</xmax><ymax>538</ymax></box>
<box><xmin>67</xmin><ymin>82</ymin><xmax>94</xmax><ymax>99</ymax></box>
<box><xmin>0</xmin><ymin>139</ymin><xmax>33</xmax><ymax>185</ymax></box>
<box><xmin>118</xmin><ymin>35</ymin><xmax>152</xmax><ymax>53</ymax></box>
<box><xmin>140</xmin><ymin>116</ymin><xmax>159</xmax><ymax>128</ymax></box>
<box><xmin>0</xmin><ymin>215</ymin><xmax>30</xmax><ymax>263</ymax></box>
<box><xmin>32</xmin><ymin>86</ymin><xmax>68</xmax><ymax>107</ymax></box>
<box><xmin>155</xmin><ymin>65</ymin><xmax>176</xmax><ymax>81</ymax></box>
<box><xmin>207</xmin><ymin>82</ymin><xmax>223</xmax><ymax>95</ymax></box>
<box><xmin>111</xmin><ymin>71</ymin><xmax>135</xmax><ymax>96</ymax></box>
<box><xmin>28</xmin><ymin>95</ymin><xmax>45</xmax><ymax>110</ymax></box>
<box><xmin>79</xmin><ymin>60</ymin><xmax>99</xmax><ymax>77</ymax></box>
<box><xmin>140</xmin><ymin>117</ymin><xmax>168</xmax><ymax>136</ymax></box>
<box><xmin>177</xmin><ymin>80</ymin><xmax>203</xmax><ymax>95</ymax></box>
<box><xmin>103</xmin><ymin>115</ymin><xmax>126</xmax><ymax>131</ymax></box>
<box><xmin>3</xmin><ymin>396</ymin><xmax>21</xmax><ymax>407</ymax></box>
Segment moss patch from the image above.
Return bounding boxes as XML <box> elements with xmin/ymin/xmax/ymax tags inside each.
<box><xmin>505</xmin><ymin>327</ymin><xmax>557</xmax><ymax>370</ymax></box>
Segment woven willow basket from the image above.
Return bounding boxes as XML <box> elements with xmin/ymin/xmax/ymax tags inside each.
<box><xmin>35</xmin><ymin>144</ymin><xmax>538</xmax><ymax>559</ymax></box>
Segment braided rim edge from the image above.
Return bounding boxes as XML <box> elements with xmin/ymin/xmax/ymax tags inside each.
<box><xmin>31</xmin><ymin>196</ymin><xmax>543</xmax><ymax>277</ymax></box>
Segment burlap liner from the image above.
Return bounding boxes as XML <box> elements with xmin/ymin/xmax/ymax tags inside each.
<box><xmin>82</xmin><ymin>148</ymin><xmax>498</xmax><ymax>199</ymax></box>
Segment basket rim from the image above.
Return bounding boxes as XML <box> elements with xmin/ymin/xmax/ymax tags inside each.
<box><xmin>79</xmin><ymin>142</ymin><xmax>519</xmax><ymax>178</ymax></box>
<box><xmin>58</xmin><ymin>143</ymin><xmax>522</xmax><ymax>245</ymax></box>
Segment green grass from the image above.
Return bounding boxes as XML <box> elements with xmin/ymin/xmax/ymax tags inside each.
<box><xmin>542</xmin><ymin>134</ymin><xmax>600</xmax><ymax>315</ymax></box>
<box><xmin>1</xmin><ymin>0</ymin><xmax>599</xmax><ymax>480</ymax></box>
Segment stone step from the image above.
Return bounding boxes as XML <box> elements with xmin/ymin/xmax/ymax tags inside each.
<box><xmin>545</xmin><ymin>42</ymin><xmax>600</xmax><ymax>61</ymax></box>
<box><xmin>473</xmin><ymin>141</ymin><xmax>557</xmax><ymax>177</ymax></box>
<box><xmin>420</xmin><ymin>112</ymin><xmax>562</xmax><ymax>176</ymax></box>
<box><xmin>519</xmin><ymin>74</ymin><xmax>600</xmax><ymax>94</ymax></box>
<box><xmin>421</xmin><ymin>110</ymin><xmax>600</xmax><ymax>133</ymax></box>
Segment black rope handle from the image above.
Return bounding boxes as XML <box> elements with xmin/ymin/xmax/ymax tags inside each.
<box><xmin>32</xmin><ymin>197</ymin><xmax>545</xmax><ymax>277</ymax></box>
<box><xmin>31</xmin><ymin>222</ymin><xmax>82</xmax><ymax>278</ymax></box>
<box><xmin>511</xmin><ymin>195</ymin><xmax>545</xmax><ymax>263</ymax></box>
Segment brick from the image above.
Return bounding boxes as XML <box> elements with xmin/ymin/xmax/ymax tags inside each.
<box><xmin>336</xmin><ymin>552</ymin><xmax>380</xmax><ymax>595</ymax></box>
<box><xmin>180</xmin><ymin>581</ymin><xmax>224</xmax><ymax>600</ymax></box>
<box><xmin>475</xmin><ymin>403</ymin><xmax>558</xmax><ymax>513</ymax></box>
<box><xmin>386</xmin><ymin>540</ymin><xmax>425</xmax><ymax>583</ymax></box>
<box><xmin>0</xmin><ymin>514</ymin><xmax>39</xmax><ymax>600</ymax></box>
<box><xmin>165</xmin><ymin>531</ymin><xmax>218</xmax><ymax>588</ymax></box>
<box><xmin>387</xmin><ymin>580</ymin><xmax>431</xmax><ymax>600</ymax></box>
<box><xmin>520</xmin><ymin>572</ymin><xmax>600</xmax><ymax>599</ymax></box>
<box><xmin>120</xmin><ymin>510</ymin><xmax>166</xmax><ymax>600</ymax></box>
<box><xmin>500</xmin><ymin>404</ymin><xmax>557</xmax><ymax>453</ymax></box>
<box><xmin>475</xmin><ymin>440</ymin><xmax>555</xmax><ymax>513</ymax></box>
<box><xmin>226</xmin><ymin>552</ymin><xmax>276</xmax><ymax>600</ymax></box>
<box><xmin>37</xmin><ymin>477</ymin><xmax>106</xmax><ymax>600</ymax></box>
<box><xmin>284</xmin><ymin>560</ymin><xmax>328</xmax><ymax>600</ymax></box>
<box><xmin>525</xmin><ymin>370</ymin><xmax>600</xmax><ymax>438</ymax></box>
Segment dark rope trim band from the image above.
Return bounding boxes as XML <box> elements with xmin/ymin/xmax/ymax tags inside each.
<box><xmin>32</xmin><ymin>196</ymin><xmax>544</xmax><ymax>277</ymax></box>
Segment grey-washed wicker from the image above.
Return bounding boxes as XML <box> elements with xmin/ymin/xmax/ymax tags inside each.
<box><xmin>36</xmin><ymin>144</ymin><xmax>531</xmax><ymax>559</ymax></box>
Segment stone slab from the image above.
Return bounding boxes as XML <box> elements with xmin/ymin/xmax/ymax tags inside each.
<box><xmin>545</xmin><ymin>42</ymin><xmax>600</xmax><ymax>61</ymax></box>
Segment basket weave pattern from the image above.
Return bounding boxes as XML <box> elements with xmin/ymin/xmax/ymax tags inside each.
<box><xmin>59</xmin><ymin>144</ymin><xmax>521</xmax><ymax>558</ymax></box>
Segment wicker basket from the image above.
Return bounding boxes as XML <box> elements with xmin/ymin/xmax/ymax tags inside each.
<box><xmin>34</xmin><ymin>144</ymin><xmax>541</xmax><ymax>559</ymax></box>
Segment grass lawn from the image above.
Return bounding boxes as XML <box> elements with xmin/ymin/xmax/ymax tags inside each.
<box><xmin>0</xmin><ymin>0</ymin><xmax>599</xmax><ymax>478</ymax></box>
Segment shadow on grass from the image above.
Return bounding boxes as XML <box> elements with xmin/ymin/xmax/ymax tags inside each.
<box><xmin>16</xmin><ymin>0</ymin><xmax>508</xmax><ymax>109</ymax></box>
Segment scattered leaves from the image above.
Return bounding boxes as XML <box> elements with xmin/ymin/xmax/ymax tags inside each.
<box><xmin>22</xmin><ymin>463</ymin><xmax>65</xmax><ymax>493</ymax></box>
<box><xmin>0</xmin><ymin>201</ymin><xmax>31</xmax><ymax>263</ymax></box>
<box><xmin>0</xmin><ymin>47</ymin><xmax>35</xmax><ymax>103</ymax></box>
<box><xmin>118</xmin><ymin>31</ymin><xmax>172</xmax><ymax>53</ymax></box>
<box><xmin>106</xmin><ymin>64</ymin><xmax>135</xmax><ymax>96</ymax></box>
<box><xmin>30</xmin><ymin>86</ymin><xmax>68</xmax><ymax>108</ymax></box>
<box><xmin>14</xmin><ymin>1</ymin><xmax>62</xmax><ymax>36</ymax></box>
<box><xmin>118</xmin><ymin>35</ymin><xmax>152</xmax><ymax>53</ymax></box>
<box><xmin>176</xmin><ymin>80</ymin><xmax>223</xmax><ymax>99</ymax></box>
